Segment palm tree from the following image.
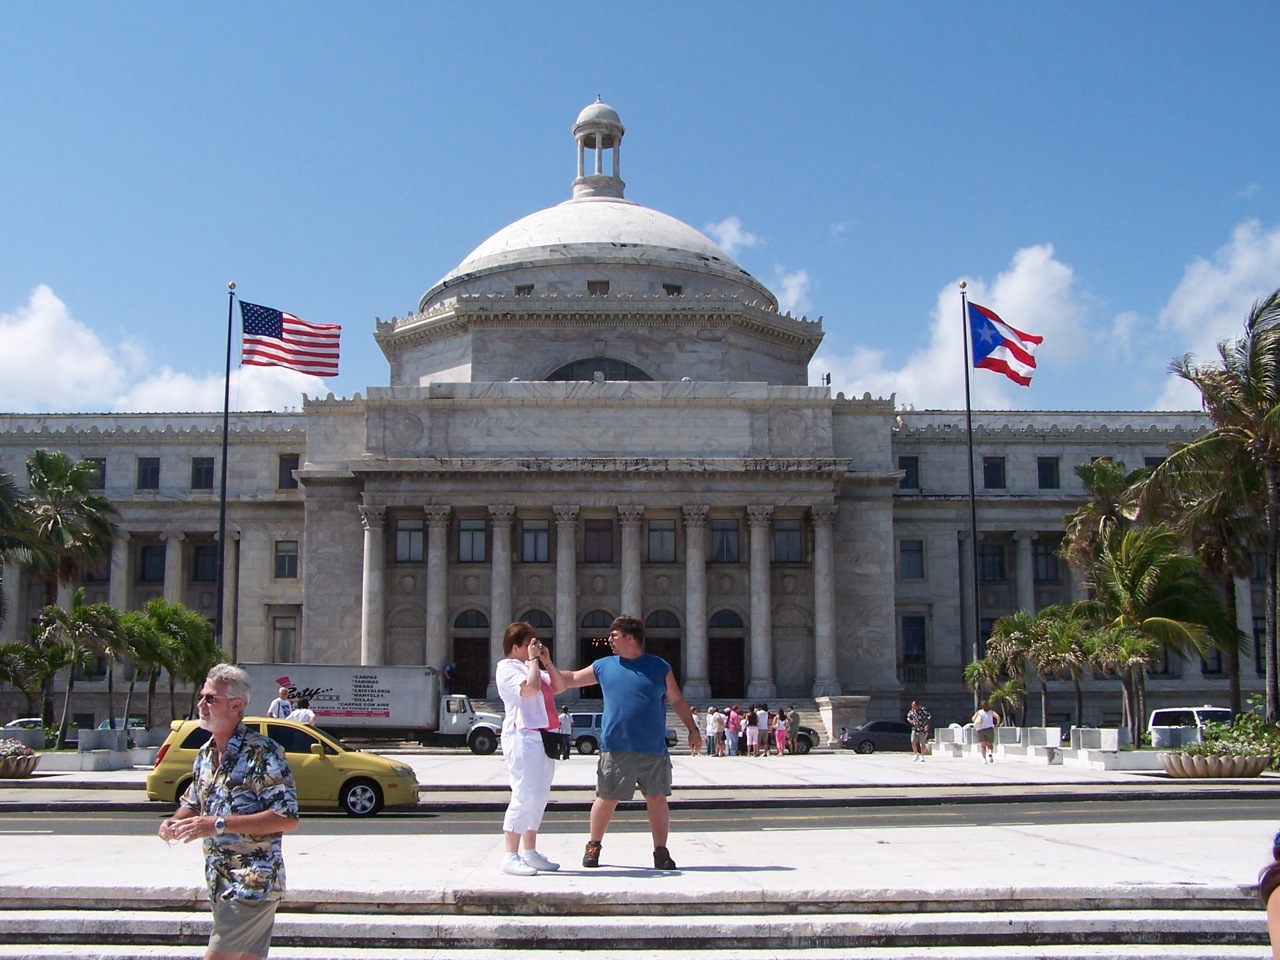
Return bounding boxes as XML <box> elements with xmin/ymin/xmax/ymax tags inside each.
<box><xmin>1167</xmin><ymin>287</ymin><xmax>1280</xmax><ymax>719</ymax></box>
<box><xmin>0</xmin><ymin>468</ymin><xmax>52</xmax><ymax>630</ymax></box>
<box><xmin>1061</xmin><ymin>458</ymin><xmax>1147</xmax><ymax>578</ymax></box>
<box><xmin>1085</xmin><ymin>625</ymin><xmax>1160</xmax><ymax>743</ymax></box>
<box><xmin>24</xmin><ymin>450</ymin><xmax>117</xmax><ymax>609</ymax></box>
<box><xmin>1075</xmin><ymin>525</ymin><xmax>1231</xmax><ymax>741</ymax></box>
<box><xmin>1136</xmin><ymin>447</ymin><xmax>1258</xmax><ymax>712</ymax></box>
<box><xmin>34</xmin><ymin>589</ymin><xmax>123</xmax><ymax>747</ymax></box>
<box><xmin>1036</xmin><ymin>611</ymin><xmax>1089</xmax><ymax>727</ymax></box>
<box><xmin>119</xmin><ymin>609</ymin><xmax>165</xmax><ymax>728</ymax></box>
<box><xmin>142</xmin><ymin>598</ymin><xmax>220</xmax><ymax>720</ymax></box>
<box><xmin>0</xmin><ymin>641</ymin><xmax>50</xmax><ymax>716</ymax></box>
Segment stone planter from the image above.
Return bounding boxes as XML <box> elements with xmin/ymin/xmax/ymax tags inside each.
<box><xmin>0</xmin><ymin>754</ymin><xmax>40</xmax><ymax>779</ymax></box>
<box><xmin>1158</xmin><ymin>752</ymin><xmax>1269</xmax><ymax>778</ymax></box>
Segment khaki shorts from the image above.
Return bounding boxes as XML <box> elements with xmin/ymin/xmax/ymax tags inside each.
<box><xmin>977</xmin><ymin>728</ymin><xmax>995</xmax><ymax>745</ymax></box>
<box><xmin>208</xmin><ymin>896</ymin><xmax>279</xmax><ymax>959</ymax></box>
<box><xmin>596</xmin><ymin>751</ymin><xmax>673</xmax><ymax>801</ymax></box>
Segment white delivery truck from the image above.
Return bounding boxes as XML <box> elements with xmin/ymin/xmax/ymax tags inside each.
<box><xmin>241</xmin><ymin>663</ymin><xmax>502</xmax><ymax>754</ymax></box>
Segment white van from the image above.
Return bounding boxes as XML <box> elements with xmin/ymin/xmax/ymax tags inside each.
<box><xmin>1146</xmin><ymin>705</ymin><xmax>1233</xmax><ymax>732</ymax></box>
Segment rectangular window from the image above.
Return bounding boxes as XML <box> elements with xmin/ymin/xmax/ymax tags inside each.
<box><xmin>773</xmin><ymin>518</ymin><xmax>803</xmax><ymax>563</ymax></box>
<box><xmin>977</xmin><ymin>543</ymin><xmax>1006</xmax><ymax>581</ymax></box>
<box><xmin>83</xmin><ymin>457</ymin><xmax>106</xmax><ymax>490</ymax></box>
<box><xmin>136</xmin><ymin>457</ymin><xmax>160</xmax><ymax>491</ymax></box>
<box><xmin>662</xmin><ymin>283</ymin><xmax>682</xmax><ymax>296</ymax></box>
<box><xmin>274</xmin><ymin>540</ymin><xmax>299</xmax><ymax>579</ymax></box>
<box><xmin>1037</xmin><ymin>456</ymin><xmax>1060</xmax><ymax>490</ymax></box>
<box><xmin>1254</xmin><ymin>551</ymin><xmax>1267</xmax><ymax>582</ymax></box>
<box><xmin>1201</xmin><ymin>648</ymin><xmax>1223</xmax><ymax>675</ymax></box>
<box><xmin>899</xmin><ymin>539</ymin><xmax>924</xmax><ymax>579</ymax></box>
<box><xmin>648</xmin><ymin>519</ymin><xmax>676</xmax><ymax>563</ymax></box>
<box><xmin>521</xmin><ymin>519</ymin><xmax>549</xmax><ymax>563</ymax></box>
<box><xmin>902</xmin><ymin>616</ymin><xmax>927</xmax><ymax>664</ymax></box>
<box><xmin>137</xmin><ymin>544</ymin><xmax>165</xmax><ymax>583</ymax></box>
<box><xmin>982</xmin><ymin>456</ymin><xmax>1006</xmax><ymax>490</ymax></box>
<box><xmin>1033</xmin><ymin>542</ymin><xmax>1060</xmax><ymax>582</ymax></box>
<box><xmin>979</xmin><ymin>617</ymin><xmax>997</xmax><ymax>658</ymax></box>
<box><xmin>898</xmin><ymin>455</ymin><xmax>919</xmax><ymax>490</ymax></box>
<box><xmin>192</xmin><ymin>544</ymin><xmax>218</xmax><ymax>582</ymax></box>
<box><xmin>514</xmin><ymin>284</ymin><xmax>534</xmax><ymax>297</ymax></box>
<box><xmin>587</xmin><ymin>280</ymin><xmax>609</xmax><ymax>296</ymax></box>
<box><xmin>1144</xmin><ymin>455</ymin><xmax>1166</xmax><ymax>469</ymax></box>
<box><xmin>395</xmin><ymin>520</ymin><xmax>424</xmax><ymax>563</ymax></box>
<box><xmin>190</xmin><ymin>456</ymin><xmax>214</xmax><ymax>490</ymax></box>
<box><xmin>278</xmin><ymin>454</ymin><xmax>300</xmax><ymax>490</ymax></box>
<box><xmin>710</xmin><ymin>519</ymin><xmax>740</xmax><ymax>563</ymax></box>
<box><xmin>583</xmin><ymin>519</ymin><xmax>613</xmax><ymax>563</ymax></box>
<box><xmin>274</xmin><ymin>617</ymin><xmax>297</xmax><ymax>662</ymax></box>
<box><xmin>458</xmin><ymin>519</ymin><xmax>487</xmax><ymax>563</ymax></box>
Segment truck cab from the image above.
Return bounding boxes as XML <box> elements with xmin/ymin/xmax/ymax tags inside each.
<box><xmin>440</xmin><ymin>694</ymin><xmax>501</xmax><ymax>754</ymax></box>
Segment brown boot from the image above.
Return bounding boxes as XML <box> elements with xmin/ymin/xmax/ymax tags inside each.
<box><xmin>653</xmin><ymin>845</ymin><xmax>676</xmax><ymax>870</ymax></box>
<box><xmin>582</xmin><ymin>840</ymin><xmax>602</xmax><ymax>868</ymax></box>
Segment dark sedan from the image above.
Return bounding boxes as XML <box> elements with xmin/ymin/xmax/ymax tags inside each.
<box><xmin>840</xmin><ymin>719</ymin><xmax>913</xmax><ymax>754</ymax></box>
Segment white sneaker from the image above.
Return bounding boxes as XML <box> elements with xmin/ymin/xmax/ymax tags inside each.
<box><xmin>502</xmin><ymin>854</ymin><xmax>538</xmax><ymax>876</ymax></box>
<box><xmin>521</xmin><ymin>849</ymin><xmax>560</xmax><ymax>872</ymax></box>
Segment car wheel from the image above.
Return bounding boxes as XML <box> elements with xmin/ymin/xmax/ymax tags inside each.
<box><xmin>856</xmin><ymin>740</ymin><xmax>875</xmax><ymax>754</ymax></box>
<box><xmin>174</xmin><ymin>778</ymin><xmax>192</xmax><ymax>804</ymax></box>
<box><xmin>468</xmin><ymin>728</ymin><xmax>498</xmax><ymax>755</ymax></box>
<box><xmin>340</xmin><ymin>778</ymin><xmax>383</xmax><ymax>816</ymax></box>
<box><xmin>578</xmin><ymin>737</ymin><xmax>598</xmax><ymax>755</ymax></box>
<box><xmin>795</xmin><ymin>736</ymin><xmax>811</xmax><ymax>755</ymax></box>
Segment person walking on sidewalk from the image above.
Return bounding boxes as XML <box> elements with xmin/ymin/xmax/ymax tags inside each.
<box><xmin>972</xmin><ymin>699</ymin><xmax>1001</xmax><ymax>763</ymax></box>
<box><xmin>558</xmin><ymin>705</ymin><xmax>573</xmax><ymax>761</ymax></box>
<box><xmin>158</xmin><ymin>664</ymin><xmax>299</xmax><ymax>960</ymax></box>
<box><xmin>495</xmin><ymin>621</ymin><xmax>568</xmax><ymax>876</ymax></box>
<box><xmin>558</xmin><ymin>614</ymin><xmax>701</xmax><ymax>871</ymax></box>
<box><xmin>906</xmin><ymin>700</ymin><xmax>932</xmax><ymax>761</ymax></box>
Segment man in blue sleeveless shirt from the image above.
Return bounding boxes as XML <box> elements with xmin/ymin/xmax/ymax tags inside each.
<box><xmin>559</xmin><ymin>615</ymin><xmax>701</xmax><ymax>870</ymax></box>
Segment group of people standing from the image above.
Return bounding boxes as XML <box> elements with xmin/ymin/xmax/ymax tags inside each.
<box><xmin>266</xmin><ymin>686</ymin><xmax>315</xmax><ymax>725</ymax></box>
<box><xmin>494</xmin><ymin>614</ymin><xmax>701</xmax><ymax>878</ymax></box>
<box><xmin>696</xmin><ymin>703</ymin><xmax>801</xmax><ymax>757</ymax></box>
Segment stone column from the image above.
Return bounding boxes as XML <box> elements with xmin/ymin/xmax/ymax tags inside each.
<box><xmin>220</xmin><ymin>530</ymin><xmax>239</xmax><ymax>660</ymax></box>
<box><xmin>487</xmin><ymin>505</ymin><xmax>515</xmax><ymax>698</ymax></box>
<box><xmin>681</xmin><ymin>505</ymin><xmax>711</xmax><ymax>700</ymax></box>
<box><xmin>811</xmin><ymin>505</ymin><xmax>842</xmax><ymax>697</ymax></box>
<box><xmin>1014</xmin><ymin>531</ymin><xmax>1036</xmax><ymax>613</ymax></box>
<box><xmin>619</xmin><ymin>505</ymin><xmax>644</xmax><ymax>617</ymax></box>
<box><xmin>747</xmin><ymin>505</ymin><xmax>776</xmax><ymax>700</ymax></box>
<box><xmin>359</xmin><ymin>506</ymin><xmax>387</xmax><ymax>666</ymax></box>
<box><xmin>108</xmin><ymin>532</ymin><xmax>130</xmax><ymax>612</ymax></box>
<box><xmin>0</xmin><ymin>561</ymin><xmax>22</xmax><ymax>644</ymax></box>
<box><xmin>554</xmin><ymin>505</ymin><xmax>579</xmax><ymax>674</ymax></box>
<box><xmin>424</xmin><ymin>506</ymin><xmax>452</xmax><ymax>670</ymax></box>
<box><xmin>162</xmin><ymin>531</ymin><xmax>185</xmax><ymax>604</ymax></box>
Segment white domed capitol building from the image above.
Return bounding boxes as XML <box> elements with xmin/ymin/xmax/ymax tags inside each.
<box><xmin>0</xmin><ymin>102</ymin><xmax>1259</xmax><ymax>729</ymax></box>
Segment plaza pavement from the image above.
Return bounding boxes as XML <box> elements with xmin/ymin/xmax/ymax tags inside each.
<box><xmin>0</xmin><ymin>749</ymin><xmax>1275</xmax><ymax>958</ymax></box>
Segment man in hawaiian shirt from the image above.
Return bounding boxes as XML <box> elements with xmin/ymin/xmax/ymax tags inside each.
<box><xmin>906</xmin><ymin>700</ymin><xmax>932</xmax><ymax>762</ymax></box>
<box><xmin>159</xmin><ymin>664</ymin><xmax>299</xmax><ymax>960</ymax></box>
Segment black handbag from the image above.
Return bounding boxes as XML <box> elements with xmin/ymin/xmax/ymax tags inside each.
<box><xmin>539</xmin><ymin>729</ymin><xmax>564</xmax><ymax>760</ymax></box>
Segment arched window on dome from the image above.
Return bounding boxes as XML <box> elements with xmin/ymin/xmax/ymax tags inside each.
<box><xmin>547</xmin><ymin>358</ymin><xmax>653</xmax><ymax>382</ymax></box>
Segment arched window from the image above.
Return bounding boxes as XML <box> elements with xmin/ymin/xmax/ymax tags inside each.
<box><xmin>548</xmin><ymin>358</ymin><xmax>653</xmax><ymax>382</ymax></box>
<box><xmin>454</xmin><ymin>609</ymin><xmax>489</xmax><ymax>630</ymax></box>
<box><xmin>709</xmin><ymin>610</ymin><xmax>744</xmax><ymax>629</ymax></box>
<box><xmin>521</xmin><ymin>610</ymin><xmax>553</xmax><ymax>630</ymax></box>
<box><xmin>581</xmin><ymin>610</ymin><xmax>613</xmax><ymax>630</ymax></box>
<box><xmin>646</xmin><ymin>610</ymin><xmax>680</xmax><ymax>629</ymax></box>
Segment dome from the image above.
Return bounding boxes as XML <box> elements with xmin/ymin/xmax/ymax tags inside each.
<box><xmin>575</xmin><ymin>99</ymin><xmax>621</xmax><ymax>127</ymax></box>
<box><xmin>418</xmin><ymin>101</ymin><xmax>776</xmax><ymax>312</ymax></box>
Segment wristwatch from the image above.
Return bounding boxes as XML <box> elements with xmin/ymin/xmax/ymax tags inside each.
<box><xmin>214</xmin><ymin>816</ymin><xmax>227</xmax><ymax>836</ymax></box>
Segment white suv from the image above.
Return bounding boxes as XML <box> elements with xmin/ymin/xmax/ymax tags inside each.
<box><xmin>1147</xmin><ymin>705</ymin><xmax>1233</xmax><ymax>732</ymax></box>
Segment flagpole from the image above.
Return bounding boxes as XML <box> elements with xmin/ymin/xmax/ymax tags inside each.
<box><xmin>960</xmin><ymin>281</ymin><xmax>981</xmax><ymax>709</ymax></box>
<box><xmin>215</xmin><ymin>282</ymin><xmax>235</xmax><ymax>662</ymax></box>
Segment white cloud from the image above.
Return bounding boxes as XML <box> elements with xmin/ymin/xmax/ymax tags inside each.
<box><xmin>774</xmin><ymin>266</ymin><xmax>813</xmax><ymax>316</ymax></box>
<box><xmin>810</xmin><ymin>243</ymin><xmax>1081</xmax><ymax>409</ymax></box>
<box><xmin>1153</xmin><ymin>220</ymin><xmax>1280</xmax><ymax>409</ymax></box>
<box><xmin>0</xmin><ymin>285</ymin><xmax>325</xmax><ymax>414</ymax></box>
<box><xmin>704</xmin><ymin>216</ymin><xmax>760</xmax><ymax>258</ymax></box>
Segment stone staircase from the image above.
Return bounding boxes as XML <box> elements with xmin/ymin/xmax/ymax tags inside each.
<box><xmin>0</xmin><ymin>886</ymin><xmax>1265</xmax><ymax>959</ymax></box>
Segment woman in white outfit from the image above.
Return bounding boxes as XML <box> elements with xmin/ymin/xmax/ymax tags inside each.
<box><xmin>495</xmin><ymin>621</ymin><xmax>567</xmax><ymax>875</ymax></box>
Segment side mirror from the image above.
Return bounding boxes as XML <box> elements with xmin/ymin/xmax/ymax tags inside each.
<box><xmin>310</xmin><ymin>743</ymin><xmax>324</xmax><ymax>757</ymax></box>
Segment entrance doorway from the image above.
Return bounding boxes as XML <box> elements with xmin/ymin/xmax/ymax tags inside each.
<box><xmin>709</xmin><ymin>609</ymin><xmax>746</xmax><ymax>700</ymax></box>
<box><xmin>452</xmin><ymin>609</ymin><xmax>489</xmax><ymax>698</ymax></box>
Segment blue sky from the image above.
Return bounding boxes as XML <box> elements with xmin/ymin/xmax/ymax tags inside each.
<box><xmin>2</xmin><ymin>3</ymin><xmax>1278</xmax><ymax>414</ymax></box>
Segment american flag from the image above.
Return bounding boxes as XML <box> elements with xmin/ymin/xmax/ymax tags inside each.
<box><xmin>240</xmin><ymin>301</ymin><xmax>341</xmax><ymax>377</ymax></box>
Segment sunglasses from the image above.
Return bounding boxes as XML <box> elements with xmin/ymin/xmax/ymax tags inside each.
<box><xmin>196</xmin><ymin>694</ymin><xmax>239</xmax><ymax>705</ymax></box>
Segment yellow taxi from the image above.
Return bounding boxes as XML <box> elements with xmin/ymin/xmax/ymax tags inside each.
<box><xmin>146</xmin><ymin>717</ymin><xmax>419</xmax><ymax>816</ymax></box>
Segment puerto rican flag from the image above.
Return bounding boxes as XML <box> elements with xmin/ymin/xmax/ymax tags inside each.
<box><xmin>967</xmin><ymin>301</ymin><xmax>1042</xmax><ymax>386</ymax></box>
